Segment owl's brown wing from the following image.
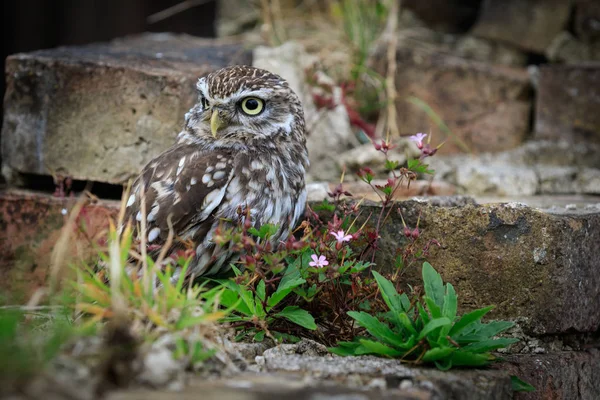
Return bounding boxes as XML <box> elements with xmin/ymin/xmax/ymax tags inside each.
<box><xmin>124</xmin><ymin>144</ymin><xmax>235</xmax><ymax>246</ymax></box>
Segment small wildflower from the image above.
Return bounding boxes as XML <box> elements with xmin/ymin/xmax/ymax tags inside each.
<box><xmin>409</xmin><ymin>133</ymin><xmax>427</xmax><ymax>149</ymax></box>
<box><xmin>309</xmin><ymin>254</ymin><xmax>329</xmax><ymax>268</ymax></box>
<box><xmin>331</xmin><ymin>230</ymin><xmax>353</xmax><ymax>244</ymax></box>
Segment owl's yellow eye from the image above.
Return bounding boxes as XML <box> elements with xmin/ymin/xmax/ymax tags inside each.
<box><xmin>240</xmin><ymin>97</ymin><xmax>264</xmax><ymax>115</ymax></box>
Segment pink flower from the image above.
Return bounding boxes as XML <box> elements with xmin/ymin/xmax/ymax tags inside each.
<box><xmin>409</xmin><ymin>133</ymin><xmax>427</xmax><ymax>149</ymax></box>
<box><xmin>330</xmin><ymin>230</ymin><xmax>353</xmax><ymax>244</ymax></box>
<box><xmin>309</xmin><ymin>254</ymin><xmax>329</xmax><ymax>268</ymax></box>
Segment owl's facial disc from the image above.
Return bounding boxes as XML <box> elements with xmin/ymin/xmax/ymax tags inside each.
<box><xmin>188</xmin><ymin>66</ymin><xmax>303</xmax><ymax>143</ymax></box>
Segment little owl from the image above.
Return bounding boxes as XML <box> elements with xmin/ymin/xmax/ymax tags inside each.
<box><xmin>124</xmin><ymin>65</ymin><xmax>308</xmax><ymax>279</ymax></box>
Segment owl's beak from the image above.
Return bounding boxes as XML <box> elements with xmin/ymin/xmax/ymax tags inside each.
<box><xmin>210</xmin><ymin>109</ymin><xmax>223</xmax><ymax>137</ymax></box>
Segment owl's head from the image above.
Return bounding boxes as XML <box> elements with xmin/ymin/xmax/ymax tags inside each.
<box><xmin>184</xmin><ymin>65</ymin><xmax>305</xmax><ymax>146</ymax></box>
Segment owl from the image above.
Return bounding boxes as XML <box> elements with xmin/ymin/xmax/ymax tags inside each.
<box><xmin>123</xmin><ymin>65</ymin><xmax>309</xmax><ymax>279</ymax></box>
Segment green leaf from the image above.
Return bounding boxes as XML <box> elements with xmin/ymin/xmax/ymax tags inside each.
<box><xmin>450</xmin><ymin>350</ymin><xmax>492</xmax><ymax>366</ymax></box>
<box><xmin>422</xmin><ymin>346</ymin><xmax>455</xmax><ymax>362</ymax></box>
<box><xmin>248</xmin><ymin>223</ymin><xmax>279</xmax><ymax>239</ymax></box>
<box><xmin>348</xmin><ymin>311</ymin><xmax>407</xmax><ymax>348</ymax></box>
<box><xmin>256</xmin><ymin>280</ymin><xmax>266</xmax><ymax>302</ymax></box>
<box><xmin>398</xmin><ymin>312</ymin><xmax>418</xmax><ymax>336</ymax></box>
<box><xmin>328</xmin><ymin>341</ymin><xmax>362</xmax><ymax>357</ymax></box>
<box><xmin>278</xmin><ymin>276</ymin><xmax>306</xmax><ymax>293</ymax></box>
<box><xmin>463</xmin><ymin>338</ymin><xmax>519</xmax><ymax>353</ymax></box>
<box><xmin>384</xmin><ymin>159</ymin><xmax>399</xmax><ymax>171</ymax></box>
<box><xmin>357</xmin><ymin>339</ymin><xmax>404</xmax><ymax>357</ymax></box>
<box><xmin>312</xmin><ymin>199</ymin><xmax>336</xmax><ymax>212</ymax></box>
<box><xmin>275</xmin><ymin>306</ymin><xmax>316</xmax><ymax>330</ymax></box>
<box><xmin>424</xmin><ymin>296</ymin><xmax>442</xmax><ymax>319</ymax></box>
<box><xmin>372</xmin><ymin>271</ymin><xmax>406</xmax><ymax>313</ymax></box>
<box><xmin>417</xmin><ymin>303</ymin><xmax>430</xmax><ymax>325</ymax></box>
<box><xmin>449</xmin><ymin>306</ymin><xmax>494</xmax><ymax>338</ymax></box>
<box><xmin>476</xmin><ymin>320</ymin><xmax>515</xmax><ymax>339</ymax></box>
<box><xmin>253</xmin><ymin>330</ymin><xmax>265</xmax><ymax>342</ymax></box>
<box><xmin>442</xmin><ymin>283</ymin><xmax>457</xmax><ymax>321</ymax></box>
<box><xmin>267</xmin><ymin>288</ymin><xmax>292</xmax><ymax>309</ymax></box>
<box><xmin>418</xmin><ymin>317</ymin><xmax>451</xmax><ymax>340</ymax></box>
<box><xmin>434</xmin><ymin>359</ymin><xmax>453</xmax><ymax>371</ymax></box>
<box><xmin>422</xmin><ymin>262</ymin><xmax>444</xmax><ymax>309</ymax></box>
<box><xmin>511</xmin><ymin>376</ymin><xmax>536</xmax><ymax>392</ymax></box>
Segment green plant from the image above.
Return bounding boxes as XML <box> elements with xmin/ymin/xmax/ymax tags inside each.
<box><xmin>71</xmin><ymin>220</ymin><xmax>227</xmax><ymax>338</ymax></box>
<box><xmin>330</xmin><ymin>262</ymin><xmax>519</xmax><ymax>370</ymax></box>
<box><xmin>202</xmin><ymin>261</ymin><xmax>317</xmax><ymax>342</ymax></box>
<box><xmin>0</xmin><ymin>306</ymin><xmax>75</xmax><ymax>379</ymax></box>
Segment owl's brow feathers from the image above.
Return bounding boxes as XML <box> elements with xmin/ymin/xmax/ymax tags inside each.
<box><xmin>201</xmin><ymin>65</ymin><xmax>288</xmax><ymax>99</ymax></box>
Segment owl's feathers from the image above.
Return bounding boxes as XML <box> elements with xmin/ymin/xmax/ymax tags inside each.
<box><xmin>124</xmin><ymin>65</ymin><xmax>309</xmax><ymax>278</ymax></box>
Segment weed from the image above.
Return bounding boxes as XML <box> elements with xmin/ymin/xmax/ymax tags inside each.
<box><xmin>330</xmin><ymin>263</ymin><xmax>519</xmax><ymax>369</ymax></box>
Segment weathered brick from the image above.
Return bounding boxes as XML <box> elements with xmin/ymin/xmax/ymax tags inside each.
<box><xmin>471</xmin><ymin>0</ymin><xmax>571</xmax><ymax>54</ymax></box>
<box><xmin>375</xmin><ymin>48</ymin><xmax>532</xmax><ymax>154</ymax></box>
<box><xmin>1</xmin><ymin>33</ymin><xmax>251</xmax><ymax>185</ymax></box>
<box><xmin>534</xmin><ymin>64</ymin><xmax>600</xmax><ymax>143</ymax></box>
<box><xmin>0</xmin><ymin>188</ymin><xmax>119</xmax><ymax>302</ymax></box>
<box><xmin>3</xmin><ymin>189</ymin><xmax>600</xmax><ymax>336</ymax></box>
<box><xmin>497</xmin><ymin>350</ymin><xmax>600</xmax><ymax>400</ymax></box>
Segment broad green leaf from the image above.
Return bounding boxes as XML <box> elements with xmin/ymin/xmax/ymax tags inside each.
<box><xmin>275</xmin><ymin>306</ymin><xmax>316</xmax><ymax>330</ymax></box>
<box><xmin>450</xmin><ymin>350</ymin><xmax>492</xmax><ymax>366</ymax></box>
<box><xmin>442</xmin><ymin>283</ymin><xmax>457</xmax><ymax>321</ymax></box>
<box><xmin>434</xmin><ymin>359</ymin><xmax>453</xmax><ymax>370</ymax></box>
<box><xmin>463</xmin><ymin>338</ymin><xmax>519</xmax><ymax>353</ymax></box>
<box><xmin>372</xmin><ymin>271</ymin><xmax>405</xmax><ymax>313</ymax></box>
<box><xmin>422</xmin><ymin>346</ymin><xmax>455</xmax><ymax>362</ymax></box>
<box><xmin>328</xmin><ymin>341</ymin><xmax>362</xmax><ymax>356</ymax></box>
<box><xmin>449</xmin><ymin>306</ymin><xmax>494</xmax><ymax>337</ymax></box>
<box><xmin>267</xmin><ymin>288</ymin><xmax>292</xmax><ymax>308</ymax></box>
<box><xmin>399</xmin><ymin>293</ymin><xmax>411</xmax><ymax>313</ymax></box>
<box><xmin>418</xmin><ymin>303</ymin><xmax>430</xmax><ymax>325</ymax></box>
<box><xmin>237</xmin><ymin>285</ymin><xmax>259</xmax><ymax>317</ymax></box>
<box><xmin>418</xmin><ymin>317</ymin><xmax>451</xmax><ymax>340</ymax></box>
<box><xmin>357</xmin><ymin>339</ymin><xmax>404</xmax><ymax>357</ymax></box>
<box><xmin>348</xmin><ymin>311</ymin><xmax>398</xmax><ymax>345</ymax></box>
<box><xmin>475</xmin><ymin>320</ymin><xmax>515</xmax><ymax>339</ymax></box>
<box><xmin>256</xmin><ymin>280</ymin><xmax>266</xmax><ymax>302</ymax></box>
<box><xmin>511</xmin><ymin>376</ymin><xmax>536</xmax><ymax>392</ymax></box>
<box><xmin>422</xmin><ymin>262</ymin><xmax>444</xmax><ymax>309</ymax></box>
<box><xmin>277</xmin><ymin>276</ymin><xmax>306</xmax><ymax>293</ymax></box>
<box><xmin>398</xmin><ymin>312</ymin><xmax>418</xmax><ymax>335</ymax></box>
<box><xmin>348</xmin><ymin>311</ymin><xmax>410</xmax><ymax>349</ymax></box>
<box><xmin>424</xmin><ymin>296</ymin><xmax>442</xmax><ymax>318</ymax></box>
<box><xmin>253</xmin><ymin>330</ymin><xmax>265</xmax><ymax>342</ymax></box>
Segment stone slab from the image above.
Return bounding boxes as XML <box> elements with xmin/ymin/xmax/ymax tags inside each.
<box><xmin>534</xmin><ymin>64</ymin><xmax>600</xmax><ymax>143</ymax></box>
<box><xmin>496</xmin><ymin>350</ymin><xmax>600</xmax><ymax>400</ymax></box>
<box><xmin>373</xmin><ymin>47</ymin><xmax>531</xmax><ymax>154</ymax></box>
<box><xmin>2</xmin><ymin>189</ymin><xmax>600</xmax><ymax>336</ymax></box>
<box><xmin>428</xmin><ymin>140</ymin><xmax>600</xmax><ymax>196</ymax></box>
<box><xmin>372</xmin><ymin>199</ymin><xmax>600</xmax><ymax>335</ymax></box>
<box><xmin>0</xmin><ymin>188</ymin><xmax>119</xmax><ymax>302</ymax></box>
<box><xmin>1</xmin><ymin>33</ymin><xmax>251</xmax><ymax>185</ymax></box>
<box><xmin>471</xmin><ymin>0</ymin><xmax>571</xmax><ymax>54</ymax></box>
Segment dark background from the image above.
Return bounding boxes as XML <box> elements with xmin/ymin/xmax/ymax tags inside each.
<box><xmin>2</xmin><ymin>0</ymin><xmax>218</xmax><ymax>125</ymax></box>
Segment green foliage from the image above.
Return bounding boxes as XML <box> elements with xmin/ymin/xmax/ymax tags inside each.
<box><xmin>73</xmin><ymin>222</ymin><xmax>228</xmax><ymax>335</ymax></box>
<box><xmin>511</xmin><ymin>376</ymin><xmax>536</xmax><ymax>392</ymax></box>
<box><xmin>329</xmin><ymin>263</ymin><xmax>518</xmax><ymax>369</ymax></box>
<box><xmin>0</xmin><ymin>307</ymin><xmax>76</xmax><ymax>378</ymax></box>
<box><xmin>199</xmin><ymin>262</ymin><xmax>315</xmax><ymax>341</ymax></box>
<box><xmin>407</xmin><ymin>159</ymin><xmax>434</xmax><ymax>175</ymax></box>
